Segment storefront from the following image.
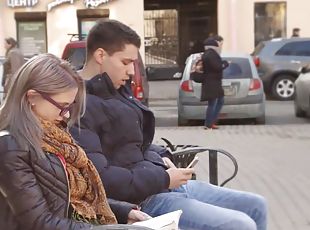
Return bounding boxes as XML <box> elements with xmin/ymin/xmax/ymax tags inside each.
<box><xmin>0</xmin><ymin>0</ymin><xmax>144</xmax><ymax>58</ymax></box>
<box><xmin>1</xmin><ymin>0</ymin><xmax>309</xmax><ymax>65</ymax></box>
<box><xmin>218</xmin><ymin>0</ymin><xmax>310</xmax><ymax>54</ymax></box>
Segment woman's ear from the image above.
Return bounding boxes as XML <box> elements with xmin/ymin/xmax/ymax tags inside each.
<box><xmin>26</xmin><ymin>90</ymin><xmax>38</xmax><ymax>104</ymax></box>
<box><xmin>93</xmin><ymin>48</ymin><xmax>108</xmax><ymax>65</ymax></box>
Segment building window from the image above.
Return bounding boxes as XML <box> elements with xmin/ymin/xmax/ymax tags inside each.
<box><xmin>144</xmin><ymin>9</ymin><xmax>178</xmax><ymax>65</ymax></box>
<box><xmin>77</xmin><ymin>9</ymin><xmax>109</xmax><ymax>39</ymax></box>
<box><xmin>254</xmin><ymin>2</ymin><xmax>286</xmax><ymax>46</ymax></box>
<box><xmin>15</xmin><ymin>12</ymin><xmax>47</xmax><ymax>57</ymax></box>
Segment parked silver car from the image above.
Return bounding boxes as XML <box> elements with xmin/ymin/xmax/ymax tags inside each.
<box><xmin>178</xmin><ymin>53</ymin><xmax>265</xmax><ymax>126</ymax></box>
<box><xmin>294</xmin><ymin>65</ymin><xmax>310</xmax><ymax>117</ymax></box>
<box><xmin>252</xmin><ymin>38</ymin><xmax>310</xmax><ymax>100</ymax></box>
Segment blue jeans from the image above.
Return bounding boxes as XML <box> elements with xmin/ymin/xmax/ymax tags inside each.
<box><xmin>205</xmin><ymin>96</ymin><xmax>224</xmax><ymax>127</ymax></box>
<box><xmin>140</xmin><ymin>180</ymin><xmax>267</xmax><ymax>230</ymax></box>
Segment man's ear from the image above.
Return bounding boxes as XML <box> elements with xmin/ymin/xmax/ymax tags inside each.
<box><xmin>93</xmin><ymin>48</ymin><xmax>108</xmax><ymax>65</ymax></box>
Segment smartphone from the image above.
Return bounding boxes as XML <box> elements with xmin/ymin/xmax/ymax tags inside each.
<box><xmin>186</xmin><ymin>156</ymin><xmax>199</xmax><ymax>168</ymax></box>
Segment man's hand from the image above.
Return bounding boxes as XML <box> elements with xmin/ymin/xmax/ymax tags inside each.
<box><xmin>162</xmin><ymin>157</ymin><xmax>176</xmax><ymax>169</ymax></box>
<box><xmin>127</xmin><ymin>209</ymin><xmax>152</xmax><ymax>224</ymax></box>
<box><xmin>166</xmin><ymin>168</ymin><xmax>194</xmax><ymax>189</ymax></box>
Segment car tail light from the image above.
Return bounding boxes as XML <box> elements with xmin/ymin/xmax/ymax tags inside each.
<box><xmin>181</xmin><ymin>80</ymin><xmax>193</xmax><ymax>92</ymax></box>
<box><xmin>253</xmin><ymin>56</ymin><xmax>260</xmax><ymax>67</ymax></box>
<box><xmin>249</xmin><ymin>79</ymin><xmax>261</xmax><ymax>91</ymax></box>
<box><xmin>134</xmin><ymin>85</ymin><xmax>144</xmax><ymax>100</ymax></box>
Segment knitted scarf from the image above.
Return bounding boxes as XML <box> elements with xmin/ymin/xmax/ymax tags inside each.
<box><xmin>40</xmin><ymin>119</ymin><xmax>117</xmax><ymax>225</ymax></box>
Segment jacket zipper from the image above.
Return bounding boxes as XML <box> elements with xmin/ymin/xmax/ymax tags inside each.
<box><xmin>55</xmin><ymin>154</ymin><xmax>71</xmax><ymax>218</ymax></box>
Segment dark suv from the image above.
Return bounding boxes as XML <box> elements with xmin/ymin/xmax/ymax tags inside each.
<box><xmin>62</xmin><ymin>40</ymin><xmax>149</xmax><ymax>106</ymax></box>
<box><xmin>252</xmin><ymin>38</ymin><xmax>310</xmax><ymax>100</ymax></box>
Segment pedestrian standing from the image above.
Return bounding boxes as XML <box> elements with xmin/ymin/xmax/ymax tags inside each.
<box><xmin>201</xmin><ymin>38</ymin><xmax>229</xmax><ymax>129</ymax></box>
<box><xmin>2</xmin><ymin>37</ymin><xmax>25</xmax><ymax>94</ymax></box>
<box><xmin>291</xmin><ymin>28</ymin><xmax>300</xmax><ymax>37</ymax></box>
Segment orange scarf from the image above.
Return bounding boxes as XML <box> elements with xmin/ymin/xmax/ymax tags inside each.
<box><xmin>40</xmin><ymin>119</ymin><xmax>117</xmax><ymax>224</ymax></box>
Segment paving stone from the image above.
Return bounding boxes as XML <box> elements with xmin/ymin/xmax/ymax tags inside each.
<box><xmin>154</xmin><ymin>124</ymin><xmax>310</xmax><ymax>230</ymax></box>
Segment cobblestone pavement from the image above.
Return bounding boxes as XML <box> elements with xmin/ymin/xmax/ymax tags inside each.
<box><xmin>153</xmin><ymin>124</ymin><xmax>310</xmax><ymax>230</ymax></box>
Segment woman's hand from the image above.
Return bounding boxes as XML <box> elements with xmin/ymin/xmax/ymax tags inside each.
<box><xmin>127</xmin><ymin>209</ymin><xmax>152</xmax><ymax>224</ymax></box>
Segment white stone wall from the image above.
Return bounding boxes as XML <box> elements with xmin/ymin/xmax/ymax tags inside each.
<box><xmin>218</xmin><ymin>0</ymin><xmax>310</xmax><ymax>54</ymax></box>
<box><xmin>0</xmin><ymin>0</ymin><xmax>144</xmax><ymax>58</ymax></box>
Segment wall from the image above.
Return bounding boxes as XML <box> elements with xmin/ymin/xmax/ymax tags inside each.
<box><xmin>218</xmin><ymin>0</ymin><xmax>310</xmax><ymax>54</ymax></box>
<box><xmin>0</xmin><ymin>0</ymin><xmax>144</xmax><ymax>58</ymax></box>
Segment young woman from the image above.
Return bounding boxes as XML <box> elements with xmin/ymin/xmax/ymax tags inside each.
<box><xmin>0</xmin><ymin>54</ymin><xmax>150</xmax><ymax>230</ymax></box>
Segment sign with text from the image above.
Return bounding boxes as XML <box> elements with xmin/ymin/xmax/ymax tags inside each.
<box><xmin>48</xmin><ymin>0</ymin><xmax>112</xmax><ymax>11</ymax></box>
<box><xmin>84</xmin><ymin>0</ymin><xmax>111</xmax><ymax>8</ymax></box>
<box><xmin>7</xmin><ymin>0</ymin><xmax>38</xmax><ymax>8</ymax></box>
<box><xmin>47</xmin><ymin>0</ymin><xmax>75</xmax><ymax>11</ymax></box>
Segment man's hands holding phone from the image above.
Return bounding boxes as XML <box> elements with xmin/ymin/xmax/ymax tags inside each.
<box><xmin>166</xmin><ymin>156</ymin><xmax>198</xmax><ymax>189</ymax></box>
<box><xmin>166</xmin><ymin>167</ymin><xmax>195</xmax><ymax>189</ymax></box>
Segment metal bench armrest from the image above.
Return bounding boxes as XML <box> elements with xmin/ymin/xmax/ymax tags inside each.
<box><xmin>161</xmin><ymin>138</ymin><xmax>238</xmax><ymax>187</ymax></box>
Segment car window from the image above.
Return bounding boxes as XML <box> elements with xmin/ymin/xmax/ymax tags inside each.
<box><xmin>66</xmin><ymin>47</ymin><xmax>86</xmax><ymax>70</ymax></box>
<box><xmin>188</xmin><ymin>57</ymin><xmax>252</xmax><ymax>79</ymax></box>
<box><xmin>223</xmin><ymin>58</ymin><xmax>252</xmax><ymax>79</ymax></box>
<box><xmin>275</xmin><ymin>41</ymin><xmax>310</xmax><ymax>56</ymax></box>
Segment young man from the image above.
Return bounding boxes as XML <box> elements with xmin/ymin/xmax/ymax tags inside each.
<box><xmin>71</xmin><ymin>19</ymin><xmax>267</xmax><ymax>230</ymax></box>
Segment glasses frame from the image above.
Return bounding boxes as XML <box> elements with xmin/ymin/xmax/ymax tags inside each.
<box><xmin>36</xmin><ymin>90</ymin><xmax>75</xmax><ymax>117</ymax></box>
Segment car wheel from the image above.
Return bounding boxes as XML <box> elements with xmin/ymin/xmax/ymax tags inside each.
<box><xmin>255</xmin><ymin>114</ymin><xmax>266</xmax><ymax>125</ymax></box>
<box><xmin>294</xmin><ymin>99</ymin><xmax>306</xmax><ymax>118</ymax></box>
<box><xmin>272</xmin><ymin>75</ymin><xmax>295</xmax><ymax>100</ymax></box>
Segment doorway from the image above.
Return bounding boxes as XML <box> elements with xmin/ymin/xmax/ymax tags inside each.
<box><xmin>144</xmin><ymin>0</ymin><xmax>217</xmax><ymax>69</ymax></box>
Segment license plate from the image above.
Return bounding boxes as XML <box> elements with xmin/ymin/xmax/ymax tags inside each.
<box><xmin>223</xmin><ymin>86</ymin><xmax>236</xmax><ymax>96</ymax></box>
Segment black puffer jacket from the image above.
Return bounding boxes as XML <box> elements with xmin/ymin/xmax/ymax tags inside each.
<box><xmin>200</xmin><ymin>48</ymin><xmax>229</xmax><ymax>101</ymax></box>
<box><xmin>0</xmin><ymin>131</ymin><xmax>136</xmax><ymax>229</ymax></box>
<box><xmin>71</xmin><ymin>74</ymin><xmax>171</xmax><ymax>205</ymax></box>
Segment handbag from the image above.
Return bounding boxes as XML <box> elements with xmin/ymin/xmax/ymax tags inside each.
<box><xmin>190</xmin><ymin>57</ymin><xmax>205</xmax><ymax>83</ymax></box>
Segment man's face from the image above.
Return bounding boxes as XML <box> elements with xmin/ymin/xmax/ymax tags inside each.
<box><xmin>102</xmin><ymin>44</ymin><xmax>139</xmax><ymax>89</ymax></box>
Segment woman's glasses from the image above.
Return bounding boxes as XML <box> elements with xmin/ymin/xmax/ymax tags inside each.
<box><xmin>36</xmin><ymin>91</ymin><xmax>75</xmax><ymax>117</ymax></box>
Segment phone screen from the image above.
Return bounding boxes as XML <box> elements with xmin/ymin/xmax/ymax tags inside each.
<box><xmin>186</xmin><ymin>156</ymin><xmax>199</xmax><ymax>168</ymax></box>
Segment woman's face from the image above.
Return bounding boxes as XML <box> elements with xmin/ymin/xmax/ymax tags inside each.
<box><xmin>28</xmin><ymin>88</ymin><xmax>78</xmax><ymax>123</ymax></box>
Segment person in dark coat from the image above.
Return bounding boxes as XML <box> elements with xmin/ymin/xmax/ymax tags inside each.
<box><xmin>0</xmin><ymin>53</ymin><xmax>151</xmax><ymax>230</ymax></box>
<box><xmin>2</xmin><ymin>37</ymin><xmax>25</xmax><ymax>93</ymax></box>
<box><xmin>200</xmin><ymin>38</ymin><xmax>229</xmax><ymax>129</ymax></box>
<box><xmin>71</xmin><ymin>19</ymin><xmax>268</xmax><ymax>230</ymax></box>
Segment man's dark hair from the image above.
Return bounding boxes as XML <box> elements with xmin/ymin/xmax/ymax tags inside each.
<box><xmin>86</xmin><ymin>19</ymin><xmax>141</xmax><ymax>58</ymax></box>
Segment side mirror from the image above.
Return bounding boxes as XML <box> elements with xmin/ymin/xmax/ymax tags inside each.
<box><xmin>300</xmin><ymin>67</ymin><xmax>307</xmax><ymax>74</ymax></box>
<box><xmin>300</xmin><ymin>65</ymin><xmax>310</xmax><ymax>74</ymax></box>
<box><xmin>173</xmin><ymin>72</ymin><xmax>182</xmax><ymax>79</ymax></box>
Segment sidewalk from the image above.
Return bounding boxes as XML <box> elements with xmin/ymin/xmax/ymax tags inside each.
<box><xmin>153</xmin><ymin>124</ymin><xmax>310</xmax><ymax>230</ymax></box>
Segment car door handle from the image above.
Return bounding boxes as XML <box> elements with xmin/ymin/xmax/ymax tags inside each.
<box><xmin>291</xmin><ymin>60</ymin><xmax>301</xmax><ymax>64</ymax></box>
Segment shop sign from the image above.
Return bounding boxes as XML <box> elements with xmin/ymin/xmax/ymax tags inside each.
<box><xmin>47</xmin><ymin>0</ymin><xmax>76</xmax><ymax>11</ymax></box>
<box><xmin>84</xmin><ymin>0</ymin><xmax>111</xmax><ymax>8</ymax></box>
<box><xmin>7</xmin><ymin>0</ymin><xmax>38</xmax><ymax>8</ymax></box>
<box><xmin>47</xmin><ymin>0</ymin><xmax>112</xmax><ymax>11</ymax></box>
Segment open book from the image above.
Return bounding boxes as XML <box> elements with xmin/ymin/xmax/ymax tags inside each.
<box><xmin>133</xmin><ymin>210</ymin><xmax>183</xmax><ymax>230</ymax></box>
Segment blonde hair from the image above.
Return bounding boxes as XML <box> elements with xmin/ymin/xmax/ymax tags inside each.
<box><xmin>0</xmin><ymin>53</ymin><xmax>85</xmax><ymax>157</ymax></box>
